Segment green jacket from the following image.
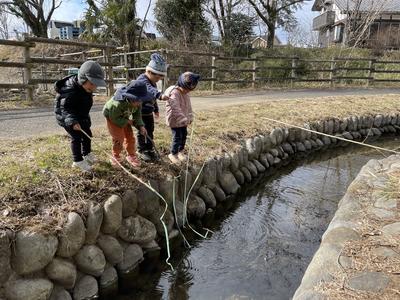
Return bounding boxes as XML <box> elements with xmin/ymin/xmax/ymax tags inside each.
<box><xmin>102</xmin><ymin>97</ymin><xmax>144</xmax><ymax>128</ymax></box>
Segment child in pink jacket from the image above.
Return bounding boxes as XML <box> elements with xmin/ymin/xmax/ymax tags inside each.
<box><xmin>165</xmin><ymin>72</ymin><xmax>200</xmax><ymax>164</ymax></box>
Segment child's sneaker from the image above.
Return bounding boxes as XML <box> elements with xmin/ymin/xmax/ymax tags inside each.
<box><xmin>149</xmin><ymin>149</ymin><xmax>161</xmax><ymax>161</ymax></box>
<box><xmin>126</xmin><ymin>155</ymin><xmax>141</xmax><ymax>167</ymax></box>
<box><xmin>177</xmin><ymin>152</ymin><xmax>187</xmax><ymax>162</ymax></box>
<box><xmin>138</xmin><ymin>150</ymin><xmax>152</xmax><ymax>162</ymax></box>
<box><xmin>168</xmin><ymin>154</ymin><xmax>181</xmax><ymax>165</ymax></box>
<box><xmin>72</xmin><ymin>160</ymin><xmax>92</xmax><ymax>172</ymax></box>
<box><xmin>110</xmin><ymin>155</ymin><xmax>123</xmax><ymax>167</ymax></box>
<box><xmin>83</xmin><ymin>152</ymin><xmax>97</xmax><ymax>164</ymax></box>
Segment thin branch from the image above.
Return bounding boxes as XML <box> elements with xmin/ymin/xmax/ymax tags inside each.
<box><xmin>277</xmin><ymin>0</ymin><xmax>309</xmax><ymax>13</ymax></box>
<box><xmin>137</xmin><ymin>0</ymin><xmax>151</xmax><ymax>51</ymax></box>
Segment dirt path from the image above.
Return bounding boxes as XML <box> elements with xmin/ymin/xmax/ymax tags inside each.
<box><xmin>1</xmin><ymin>87</ymin><xmax>400</xmax><ymax>139</ymax></box>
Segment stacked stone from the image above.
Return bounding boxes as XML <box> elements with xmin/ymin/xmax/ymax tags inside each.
<box><xmin>293</xmin><ymin>154</ymin><xmax>400</xmax><ymax>299</ymax></box>
<box><xmin>2</xmin><ymin>113</ymin><xmax>400</xmax><ymax>300</ymax></box>
<box><xmin>1</xmin><ymin>191</ymin><xmax>171</xmax><ymax>300</ymax></box>
<box><xmin>191</xmin><ymin>113</ymin><xmax>400</xmax><ymax>246</ymax></box>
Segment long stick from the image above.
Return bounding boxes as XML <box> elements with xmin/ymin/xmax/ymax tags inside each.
<box><xmin>143</xmin><ymin>134</ymin><xmax>161</xmax><ymax>159</ymax></box>
<box><xmin>262</xmin><ymin>117</ymin><xmax>400</xmax><ymax>155</ymax></box>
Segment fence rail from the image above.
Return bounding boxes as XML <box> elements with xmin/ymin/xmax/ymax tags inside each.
<box><xmin>0</xmin><ymin>35</ymin><xmax>118</xmax><ymax>101</ymax></box>
<box><xmin>1</xmin><ymin>37</ymin><xmax>400</xmax><ymax>101</ymax></box>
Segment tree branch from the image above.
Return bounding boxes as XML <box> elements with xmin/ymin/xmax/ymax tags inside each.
<box><xmin>248</xmin><ymin>0</ymin><xmax>272</xmax><ymax>27</ymax></box>
<box><xmin>277</xmin><ymin>0</ymin><xmax>309</xmax><ymax>13</ymax></box>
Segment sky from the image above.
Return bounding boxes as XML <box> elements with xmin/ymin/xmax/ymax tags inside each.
<box><xmin>52</xmin><ymin>0</ymin><xmax>157</xmax><ymax>26</ymax></box>
<box><xmin>39</xmin><ymin>0</ymin><xmax>318</xmax><ymax>43</ymax></box>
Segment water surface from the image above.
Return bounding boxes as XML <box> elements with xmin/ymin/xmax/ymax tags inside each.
<box><xmin>116</xmin><ymin>138</ymin><xmax>399</xmax><ymax>300</ymax></box>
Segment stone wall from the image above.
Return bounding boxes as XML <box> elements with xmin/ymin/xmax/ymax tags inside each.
<box><xmin>1</xmin><ymin>113</ymin><xmax>400</xmax><ymax>300</ymax></box>
<box><xmin>293</xmin><ymin>154</ymin><xmax>400</xmax><ymax>299</ymax></box>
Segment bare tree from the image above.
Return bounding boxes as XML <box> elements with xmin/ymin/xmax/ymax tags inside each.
<box><xmin>247</xmin><ymin>0</ymin><xmax>309</xmax><ymax>48</ymax></box>
<box><xmin>0</xmin><ymin>0</ymin><xmax>62</xmax><ymax>38</ymax></box>
<box><xmin>287</xmin><ymin>20</ymin><xmax>318</xmax><ymax>47</ymax></box>
<box><xmin>205</xmin><ymin>0</ymin><xmax>243</xmax><ymax>40</ymax></box>
<box><xmin>0</xmin><ymin>5</ymin><xmax>9</xmax><ymax>39</ymax></box>
<box><xmin>345</xmin><ymin>0</ymin><xmax>391</xmax><ymax>48</ymax></box>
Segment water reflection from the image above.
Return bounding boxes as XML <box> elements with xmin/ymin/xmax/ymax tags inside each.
<box><xmin>116</xmin><ymin>138</ymin><xmax>399</xmax><ymax>300</ymax></box>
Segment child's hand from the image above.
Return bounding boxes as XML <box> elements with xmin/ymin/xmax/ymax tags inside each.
<box><xmin>73</xmin><ymin>123</ymin><xmax>81</xmax><ymax>131</ymax></box>
<box><xmin>139</xmin><ymin>126</ymin><xmax>147</xmax><ymax>136</ymax></box>
<box><xmin>154</xmin><ymin>112</ymin><xmax>160</xmax><ymax>120</ymax></box>
<box><xmin>160</xmin><ymin>94</ymin><xmax>170</xmax><ymax>101</ymax></box>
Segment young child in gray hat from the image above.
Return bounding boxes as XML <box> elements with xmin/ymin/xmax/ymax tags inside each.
<box><xmin>55</xmin><ymin>61</ymin><xmax>106</xmax><ymax>172</ymax></box>
<box><xmin>135</xmin><ymin>53</ymin><xmax>170</xmax><ymax>162</ymax></box>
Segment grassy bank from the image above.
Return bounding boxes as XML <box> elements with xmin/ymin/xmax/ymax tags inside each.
<box><xmin>0</xmin><ymin>94</ymin><xmax>399</xmax><ymax>232</ymax></box>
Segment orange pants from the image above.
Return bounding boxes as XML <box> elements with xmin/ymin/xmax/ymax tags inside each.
<box><xmin>106</xmin><ymin>118</ymin><xmax>136</xmax><ymax>157</ymax></box>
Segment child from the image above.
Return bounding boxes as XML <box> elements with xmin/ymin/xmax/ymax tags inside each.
<box><xmin>54</xmin><ymin>61</ymin><xmax>106</xmax><ymax>172</ymax></box>
<box><xmin>164</xmin><ymin>72</ymin><xmax>200</xmax><ymax>165</ymax></box>
<box><xmin>102</xmin><ymin>80</ymin><xmax>150</xmax><ymax>167</ymax></box>
<box><xmin>136</xmin><ymin>53</ymin><xmax>170</xmax><ymax>162</ymax></box>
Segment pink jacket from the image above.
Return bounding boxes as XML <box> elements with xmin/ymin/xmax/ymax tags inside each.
<box><xmin>165</xmin><ymin>86</ymin><xmax>193</xmax><ymax>128</ymax></box>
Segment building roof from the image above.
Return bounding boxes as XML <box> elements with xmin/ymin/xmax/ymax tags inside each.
<box><xmin>251</xmin><ymin>35</ymin><xmax>282</xmax><ymax>45</ymax></box>
<box><xmin>336</xmin><ymin>0</ymin><xmax>400</xmax><ymax>12</ymax></box>
<box><xmin>313</xmin><ymin>0</ymin><xmax>400</xmax><ymax>13</ymax></box>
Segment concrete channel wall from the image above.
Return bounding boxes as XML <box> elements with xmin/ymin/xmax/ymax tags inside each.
<box><xmin>293</xmin><ymin>154</ymin><xmax>400</xmax><ymax>299</ymax></box>
<box><xmin>1</xmin><ymin>113</ymin><xmax>400</xmax><ymax>300</ymax></box>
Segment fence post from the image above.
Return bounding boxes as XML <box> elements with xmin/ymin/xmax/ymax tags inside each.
<box><xmin>41</xmin><ymin>51</ymin><xmax>48</xmax><ymax>91</ymax></box>
<box><xmin>22</xmin><ymin>34</ymin><xmax>33</xmax><ymax>101</ymax></box>
<box><xmin>211</xmin><ymin>56</ymin><xmax>216</xmax><ymax>91</ymax></box>
<box><xmin>104</xmin><ymin>46</ymin><xmax>114</xmax><ymax>96</ymax></box>
<box><xmin>330</xmin><ymin>58</ymin><xmax>336</xmax><ymax>88</ymax></box>
<box><xmin>252</xmin><ymin>59</ymin><xmax>257</xmax><ymax>89</ymax></box>
<box><xmin>291</xmin><ymin>57</ymin><xmax>298</xmax><ymax>88</ymax></box>
<box><xmin>367</xmin><ymin>59</ymin><xmax>375</xmax><ymax>87</ymax></box>
<box><xmin>124</xmin><ymin>52</ymin><xmax>129</xmax><ymax>82</ymax></box>
<box><xmin>162</xmin><ymin>49</ymin><xmax>168</xmax><ymax>91</ymax></box>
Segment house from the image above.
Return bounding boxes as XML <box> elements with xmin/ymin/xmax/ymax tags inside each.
<box><xmin>251</xmin><ymin>35</ymin><xmax>282</xmax><ymax>48</ymax></box>
<box><xmin>312</xmin><ymin>0</ymin><xmax>400</xmax><ymax>48</ymax></box>
<box><xmin>145</xmin><ymin>32</ymin><xmax>156</xmax><ymax>40</ymax></box>
<box><xmin>48</xmin><ymin>20</ymin><xmax>84</xmax><ymax>40</ymax></box>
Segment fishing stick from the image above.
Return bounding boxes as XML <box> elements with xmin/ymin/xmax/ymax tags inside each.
<box><xmin>142</xmin><ymin>134</ymin><xmax>161</xmax><ymax>159</ymax></box>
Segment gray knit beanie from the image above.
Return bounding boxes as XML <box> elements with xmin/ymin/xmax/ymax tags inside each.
<box><xmin>146</xmin><ymin>53</ymin><xmax>167</xmax><ymax>76</ymax></box>
<box><xmin>78</xmin><ymin>61</ymin><xmax>106</xmax><ymax>87</ymax></box>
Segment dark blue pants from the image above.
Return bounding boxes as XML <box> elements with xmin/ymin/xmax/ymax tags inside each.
<box><xmin>137</xmin><ymin>114</ymin><xmax>154</xmax><ymax>152</ymax></box>
<box><xmin>64</xmin><ymin>125</ymin><xmax>92</xmax><ymax>162</ymax></box>
<box><xmin>171</xmin><ymin>127</ymin><xmax>187</xmax><ymax>155</ymax></box>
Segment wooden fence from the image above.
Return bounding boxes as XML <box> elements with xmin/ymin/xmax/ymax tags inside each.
<box><xmin>1</xmin><ymin>37</ymin><xmax>399</xmax><ymax>101</ymax></box>
<box><xmin>0</xmin><ymin>35</ymin><xmax>117</xmax><ymax>101</ymax></box>
<box><xmin>160</xmin><ymin>50</ymin><xmax>400</xmax><ymax>90</ymax></box>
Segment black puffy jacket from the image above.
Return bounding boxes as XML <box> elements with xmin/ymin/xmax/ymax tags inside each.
<box><xmin>54</xmin><ymin>75</ymin><xmax>93</xmax><ymax>128</ymax></box>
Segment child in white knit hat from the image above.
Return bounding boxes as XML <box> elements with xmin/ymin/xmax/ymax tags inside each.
<box><xmin>135</xmin><ymin>53</ymin><xmax>170</xmax><ymax>162</ymax></box>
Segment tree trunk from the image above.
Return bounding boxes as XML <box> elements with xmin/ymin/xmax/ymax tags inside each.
<box><xmin>267</xmin><ymin>25</ymin><xmax>275</xmax><ymax>48</ymax></box>
<box><xmin>28</xmin><ymin>20</ymin><xmax>48</xmax><ymax>38</ymax></box>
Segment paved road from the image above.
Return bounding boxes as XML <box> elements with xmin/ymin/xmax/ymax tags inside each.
<box><xmin>1</xmin><ymin>87</ymin><xmax>400</xmax><ymax>139</ymax></box>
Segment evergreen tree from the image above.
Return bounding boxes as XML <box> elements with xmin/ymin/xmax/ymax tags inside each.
<box><xmin>154</xmin><ymin>0</ymin><xmax>211</xmax><ymax>47</ymax></box>
<box><xmin>83</xmin><ymin>0</ymin><xmax>138</xmax><ymax>51</ymax></box>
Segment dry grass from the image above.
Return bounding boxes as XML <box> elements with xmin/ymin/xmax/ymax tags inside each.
<box><xmin>316</xmin><ymin>171</ymin><xmax>400</xmax><ymax>299</ymax></box>
<box><xmin>1</xmin><ymin>94</ymin><xmax>400</xmax><ymax>232</ymax></box>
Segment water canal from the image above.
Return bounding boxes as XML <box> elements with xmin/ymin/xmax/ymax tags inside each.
<box><xmin>115</xmin><ymin>138</ymin><xmax>399</xmax><ymax>300</ymax></box>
